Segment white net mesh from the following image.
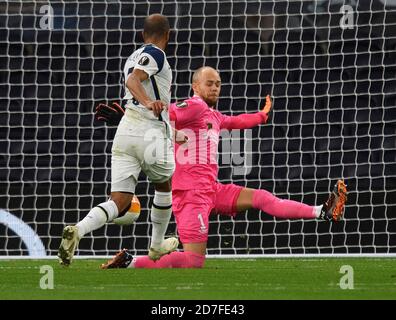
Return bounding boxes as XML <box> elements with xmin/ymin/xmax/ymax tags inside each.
<box><xmin>0</xmin><ymin>0</ymin><xmax>395</xmax><ymax>257</ymax></box>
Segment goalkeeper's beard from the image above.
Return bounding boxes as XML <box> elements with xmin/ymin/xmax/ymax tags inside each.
<box><xmin>203</xmin><ymin>96</ymin><xmax>218</xmax><ymax>108</ymax></box>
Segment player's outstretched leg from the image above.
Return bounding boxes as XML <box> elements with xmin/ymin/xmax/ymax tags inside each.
<box><xmin>58</xmin><ymin>225</ymin><xmax>80</xmax><ymax>266</ymax></box>
<box><xmin>149</xmin><ymin>236</ymin><xmax>179</xmax><ymax>261</ymax></box>
<box><xmin>319</xmin><ymin>180</ymin><xmax>348</xmax><ymax>222</ymax></box>
<box><xmin>58</xmin><ymin>199</ymin><xmax>120</xmax><ymax>266</ymax></box>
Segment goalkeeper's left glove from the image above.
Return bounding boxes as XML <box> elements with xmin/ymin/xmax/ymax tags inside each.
<box><xmin>261</xmin><ymin>94</ymin><xmax>273</xmax><ymax>123</ymax></box>
<box><xmin>95</xmin><ymin>101</ymin><xmax>125</xmax><ymax>125</ymax></box>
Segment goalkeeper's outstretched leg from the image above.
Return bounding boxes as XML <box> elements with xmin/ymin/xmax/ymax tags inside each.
<box><xmin>237</xmin><ymin>179</ymin><xmax>348</xmax><ymax>222</ymax></box>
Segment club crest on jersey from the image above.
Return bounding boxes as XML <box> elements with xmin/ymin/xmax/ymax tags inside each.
<box><xmin>176</xmin><ymin>101</ymin><xmax>188</xmax><ymax>108</ymax></box>
<box><xmin>138</xmin><ymin>56</ymin><xmax>150</xmax><ymax>66</ymax></box>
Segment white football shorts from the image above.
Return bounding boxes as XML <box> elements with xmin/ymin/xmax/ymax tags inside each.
<box><xmin>111</xmin><ymin>108</ymin><xmax>175</xmax><ymax>193</ymax></box>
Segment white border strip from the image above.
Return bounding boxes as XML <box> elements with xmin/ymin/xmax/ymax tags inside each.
<box><xmin>1</xmin><ymin>253</ymin><xmax>396</xmax><ymax>260</ymax></box>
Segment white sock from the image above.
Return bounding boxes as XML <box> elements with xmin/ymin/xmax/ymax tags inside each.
<box><xmin>150</xmin><ymin>191</ymin><xmax>172</xmax><ymax>250</ymax></box>
<box><xmin>76</xmin><ymin>200</ymin><xmax>119</xmax><ymax>238</ymax></box>
<box><xmin>313</xmin><ymin>205</ymin><xmax>323</xmax><ymax>218</ymax></box>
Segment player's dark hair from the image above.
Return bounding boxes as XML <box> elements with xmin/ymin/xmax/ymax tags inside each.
<box><xmin>143</xmin><ymin>14</ymin><xmax>170</xmax><ymax>39</ymax></box>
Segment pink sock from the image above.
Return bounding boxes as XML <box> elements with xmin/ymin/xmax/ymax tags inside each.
<box><xmin>132</xmin><ymin>251</ymin><xmax>205</xmax><ymax>269</ymax></box>
<box><xmin>253</xmin><ymin>189</ymin><xmax>316</xmax><ymax>219</ymax></box>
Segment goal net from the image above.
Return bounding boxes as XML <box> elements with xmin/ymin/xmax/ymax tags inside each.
<box><xmin>1</xmin><ymin>0</ymin><xmax>395</xmax><ymax>257</ymax></box>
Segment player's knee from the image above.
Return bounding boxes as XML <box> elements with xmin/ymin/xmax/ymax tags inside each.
<box><xmin>111</xmin><ymin>193</ymin><xmax>133</xmax><ymax>215</ymax></box>
<box><xmin>153</xmin><ymin>179</ymin><xmax>172</xmax><ymax>192</ymax></box>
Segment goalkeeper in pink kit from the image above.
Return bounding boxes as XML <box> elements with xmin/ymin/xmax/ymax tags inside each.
<box><xmin>99</xmin><ymin>66</ymin><xmax>348</xmax><ymax>269</ymax></box>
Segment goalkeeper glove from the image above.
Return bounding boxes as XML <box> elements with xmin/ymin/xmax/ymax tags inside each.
<box><xmin>95</xmin><ymin>101</ymin><xmax>125</xmax><ymax>125</ymax></box>
<box><xmin>261</xmin><ymin>94</ymin><xmax>273</xmax><ymax>123</ymax></box>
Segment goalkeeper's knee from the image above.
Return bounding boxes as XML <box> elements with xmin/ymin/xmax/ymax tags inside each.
<box><xmin>185</xmin><ymin>251</ymin><xmax>205</xmax><ymax>268</ymax></box>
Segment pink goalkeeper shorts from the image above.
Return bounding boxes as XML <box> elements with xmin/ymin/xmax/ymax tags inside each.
<box><xmin>172</xmin><ymin>182</ymin><xmax>243</xmax><ymax>244</ymax></box>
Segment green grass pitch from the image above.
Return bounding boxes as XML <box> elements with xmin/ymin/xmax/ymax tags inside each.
<box><xmin>0</xmin><ymin>258</ymin><xmax>395</xmax><ymax>300</ymax></box>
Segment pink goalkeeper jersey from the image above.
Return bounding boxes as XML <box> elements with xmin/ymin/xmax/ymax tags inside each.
<box><xmin>169</xmin><ymin>95</ymin><xmax>268</xmax><ymax>191</ymax></box>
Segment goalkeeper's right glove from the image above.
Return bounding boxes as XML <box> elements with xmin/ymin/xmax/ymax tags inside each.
<box><xmin>95</xmin><ymin>101</ymin><xmax>125</xmax><ymax>125</ymax></box>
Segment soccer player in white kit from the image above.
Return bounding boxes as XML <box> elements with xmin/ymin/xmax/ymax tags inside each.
<box><xmin>58</xmin><ymin>14</ymin><xmax>178</xmax><ymax>266</ymax></box>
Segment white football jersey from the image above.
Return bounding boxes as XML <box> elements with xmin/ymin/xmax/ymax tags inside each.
<box><xmin>123</xmin><ymin>43</ymin><xmax>172</xmax><ymax>121</ymax></box>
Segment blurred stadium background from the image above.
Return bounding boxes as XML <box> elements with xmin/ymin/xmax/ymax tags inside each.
<box><xmin>0</xmin><ymin>0</ymin><xmax>395</xmax><ymax>257</ymax></box>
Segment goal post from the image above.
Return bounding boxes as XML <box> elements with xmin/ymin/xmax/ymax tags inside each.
<box><xmin>1</xmin><ymin>0</ymin><xmax>395</xmax><ymax>257</ymax></box>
